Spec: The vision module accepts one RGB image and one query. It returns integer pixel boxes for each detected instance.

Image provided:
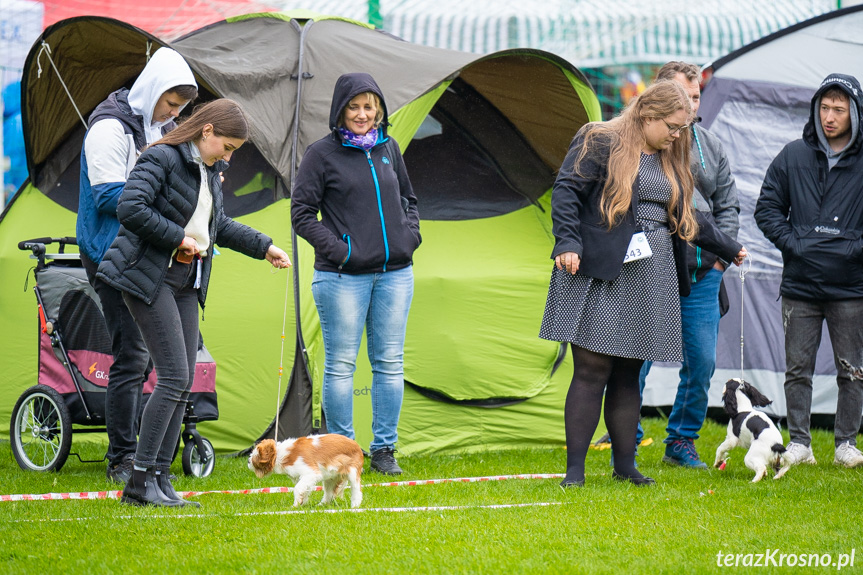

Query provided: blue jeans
[124,261,200,469]
[636,268,723,445]
[665,268,723,443]
[782,297,863,447]
[312,267,413,452]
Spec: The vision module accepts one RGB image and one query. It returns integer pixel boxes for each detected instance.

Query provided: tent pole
[288,18,319,433]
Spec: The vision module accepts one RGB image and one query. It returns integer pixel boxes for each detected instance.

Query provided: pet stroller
[10,237,217,477]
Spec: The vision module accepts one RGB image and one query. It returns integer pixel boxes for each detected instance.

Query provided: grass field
[1,417,861,574]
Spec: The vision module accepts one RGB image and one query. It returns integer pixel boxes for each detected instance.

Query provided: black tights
[563,345,645,483]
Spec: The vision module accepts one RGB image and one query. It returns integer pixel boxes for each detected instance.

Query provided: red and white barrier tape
[0,473,565,503]
[0,490,122,502]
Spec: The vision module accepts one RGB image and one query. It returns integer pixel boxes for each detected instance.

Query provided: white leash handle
[738,254,752,381]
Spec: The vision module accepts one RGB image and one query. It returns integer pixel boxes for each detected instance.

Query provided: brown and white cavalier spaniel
[248,434,364,508]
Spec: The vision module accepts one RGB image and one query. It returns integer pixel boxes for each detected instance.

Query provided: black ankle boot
[559,468,585,488]
[156,467,200,508]
[612,470,656,486]
[121,469,183,507]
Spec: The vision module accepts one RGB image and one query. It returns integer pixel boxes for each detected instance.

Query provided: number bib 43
[623,231,653,263]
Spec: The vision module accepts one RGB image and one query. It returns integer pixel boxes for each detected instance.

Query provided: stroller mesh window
[58,290,111,353]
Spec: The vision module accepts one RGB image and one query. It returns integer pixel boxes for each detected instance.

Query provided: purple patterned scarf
[339,127,378,150]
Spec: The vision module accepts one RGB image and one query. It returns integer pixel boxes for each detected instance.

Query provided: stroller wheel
[10,385,72,472]
[182,437,215,478]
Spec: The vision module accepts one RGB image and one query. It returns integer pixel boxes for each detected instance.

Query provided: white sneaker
[834,442,863,468]
[785,442,817,465]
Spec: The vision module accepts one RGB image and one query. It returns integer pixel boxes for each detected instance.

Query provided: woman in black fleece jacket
[291,73,420,475]
[99,99,291,507]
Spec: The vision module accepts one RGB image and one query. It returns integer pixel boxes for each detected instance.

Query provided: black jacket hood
[803,73,863,154]
[328,73,388,137]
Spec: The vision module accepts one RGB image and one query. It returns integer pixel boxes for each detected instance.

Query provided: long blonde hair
[574,80,697,241]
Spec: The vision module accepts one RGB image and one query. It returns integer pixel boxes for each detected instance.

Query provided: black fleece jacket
[290,73,421,274]
[755,73,863,300]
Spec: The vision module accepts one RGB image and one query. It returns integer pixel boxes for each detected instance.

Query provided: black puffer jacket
[97,142,273,307]
[755,73,863,300]
[291,73,420,274]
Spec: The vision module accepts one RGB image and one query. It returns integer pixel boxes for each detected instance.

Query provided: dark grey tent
[1,13,601,454]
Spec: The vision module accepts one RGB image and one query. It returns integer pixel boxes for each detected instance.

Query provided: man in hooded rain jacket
[755,73,863,469]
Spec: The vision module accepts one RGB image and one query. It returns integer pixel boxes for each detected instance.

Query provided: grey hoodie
[814,93,859,170]
[686,123,740,280]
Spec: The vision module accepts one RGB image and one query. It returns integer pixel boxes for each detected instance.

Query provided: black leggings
[563,344,645,483]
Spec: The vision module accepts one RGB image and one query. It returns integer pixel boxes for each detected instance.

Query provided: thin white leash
[738,254,752,381]
[273,267,291,442]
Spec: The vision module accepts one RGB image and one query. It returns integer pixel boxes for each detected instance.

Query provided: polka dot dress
[539,152,683,362]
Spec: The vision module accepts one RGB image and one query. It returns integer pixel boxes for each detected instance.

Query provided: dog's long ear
[723,381,738,416]
[743,381,773,408]
[257,439,277,469]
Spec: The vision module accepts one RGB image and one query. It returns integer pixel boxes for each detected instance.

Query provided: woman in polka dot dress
[540,81,747,488]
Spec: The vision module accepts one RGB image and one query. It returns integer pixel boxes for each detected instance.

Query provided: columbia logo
[814,225,840,235]
[382,156,390,164]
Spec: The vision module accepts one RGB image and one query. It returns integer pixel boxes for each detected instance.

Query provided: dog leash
[738,254,752,382]
[273,267,292,442]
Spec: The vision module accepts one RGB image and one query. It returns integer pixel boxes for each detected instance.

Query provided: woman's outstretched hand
[266,244,292,268]
[732,247,748,267]
[555,251,581,275]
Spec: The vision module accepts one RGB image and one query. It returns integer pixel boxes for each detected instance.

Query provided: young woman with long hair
[97,99,291,507]
[539,81,746,488]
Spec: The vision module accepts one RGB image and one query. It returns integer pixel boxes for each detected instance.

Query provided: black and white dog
[714,379,791,482]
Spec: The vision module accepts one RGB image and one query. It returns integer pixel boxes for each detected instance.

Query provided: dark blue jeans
[81,253,150,466]
[634,268,723,447]
[664,268,723,443]
[782,297,863,447]
[123,261,200,469]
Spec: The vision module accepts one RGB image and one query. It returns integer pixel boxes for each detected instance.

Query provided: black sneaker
[106,455,134,484]
[370,447,403,475]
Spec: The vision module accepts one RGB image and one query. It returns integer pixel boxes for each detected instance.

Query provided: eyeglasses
[662,119,690,136]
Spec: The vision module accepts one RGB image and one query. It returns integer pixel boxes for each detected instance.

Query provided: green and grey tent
[0,13,600,454]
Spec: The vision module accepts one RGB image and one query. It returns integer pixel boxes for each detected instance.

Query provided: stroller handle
[18,237,77,252]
